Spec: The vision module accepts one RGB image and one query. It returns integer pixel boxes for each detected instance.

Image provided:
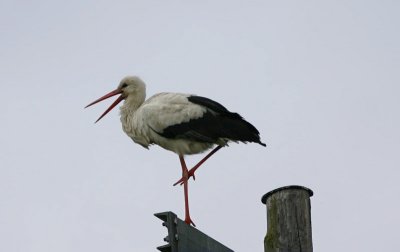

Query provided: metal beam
[155,211,234,252]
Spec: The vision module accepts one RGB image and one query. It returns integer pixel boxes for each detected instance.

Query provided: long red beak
[85,89,124,123]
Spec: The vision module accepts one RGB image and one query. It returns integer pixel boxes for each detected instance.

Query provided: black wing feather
[157,95,266,146]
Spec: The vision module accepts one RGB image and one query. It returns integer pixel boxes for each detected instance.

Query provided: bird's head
[85,76,146,123]
[117,76,146,97]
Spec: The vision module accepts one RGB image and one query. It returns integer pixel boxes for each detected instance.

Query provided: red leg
[174,145,223,186]
[179,155,196,226]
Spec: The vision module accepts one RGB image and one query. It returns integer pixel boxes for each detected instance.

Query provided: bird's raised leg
[179,155,196,226]
[174,145,223,186]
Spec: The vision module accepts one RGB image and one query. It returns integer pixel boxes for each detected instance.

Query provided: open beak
[85,89,124,123]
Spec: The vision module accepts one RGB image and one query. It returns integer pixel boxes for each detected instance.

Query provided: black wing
[157,95,266,146]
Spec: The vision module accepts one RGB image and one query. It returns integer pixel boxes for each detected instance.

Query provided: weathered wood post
[261,185,314,252]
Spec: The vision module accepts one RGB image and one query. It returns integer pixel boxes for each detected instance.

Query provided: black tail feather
[219,113,266,146]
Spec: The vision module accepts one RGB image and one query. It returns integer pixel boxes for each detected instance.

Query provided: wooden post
[261,185,314,252]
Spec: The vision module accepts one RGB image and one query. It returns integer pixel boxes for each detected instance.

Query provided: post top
[261,185,313,204]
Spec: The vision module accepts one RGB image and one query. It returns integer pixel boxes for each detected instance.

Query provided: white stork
[85,76,266,226]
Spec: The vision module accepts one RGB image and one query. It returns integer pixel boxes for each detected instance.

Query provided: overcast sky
[1,0,399,251]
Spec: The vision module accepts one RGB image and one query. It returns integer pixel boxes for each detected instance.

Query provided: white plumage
[86,76,265,226]
[121,91,215,155]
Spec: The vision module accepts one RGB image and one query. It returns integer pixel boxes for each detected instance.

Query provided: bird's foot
[173,169,196,186]
[185,216,196,227]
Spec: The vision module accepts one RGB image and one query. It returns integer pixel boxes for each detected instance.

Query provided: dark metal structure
[261,185,314,252]
[155,211,234,252]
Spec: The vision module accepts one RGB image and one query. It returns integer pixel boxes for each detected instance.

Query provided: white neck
[120,90,146,116]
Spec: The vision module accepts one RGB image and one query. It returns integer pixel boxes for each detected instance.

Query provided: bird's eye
[121,83,128,88]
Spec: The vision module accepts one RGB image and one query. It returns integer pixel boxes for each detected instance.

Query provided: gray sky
[1,0,399,251]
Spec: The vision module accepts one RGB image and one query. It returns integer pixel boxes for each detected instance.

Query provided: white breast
[120,93,214,155]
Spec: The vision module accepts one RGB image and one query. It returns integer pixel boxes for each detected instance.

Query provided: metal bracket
[155,211,234,252]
